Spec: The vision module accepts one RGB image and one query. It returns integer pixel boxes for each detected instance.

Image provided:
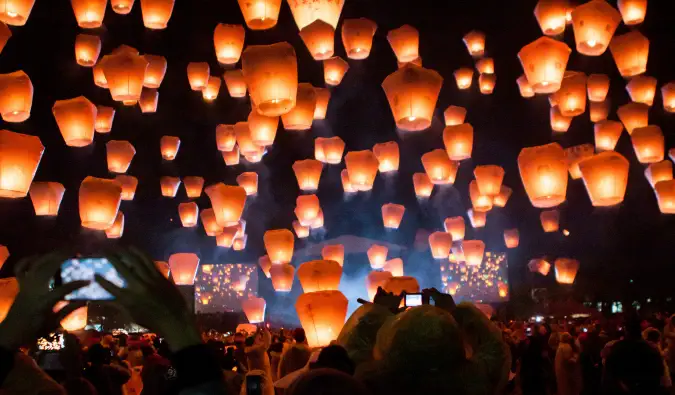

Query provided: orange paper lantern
[139,88,158,112]
[631,125,664,164]
[0,0,35,26]
[257,255,272,278]
[204,183,247,226]
[236,172,258,196]
[237,0,281,30]
[160,136,180,161]
[367,245,388,269]
[293,159,323,191]
[52,96,97,147]
[345,150,379,191]
[29,182,65,216]
[75,34,101,66]
[366,271,393,301]
[429,231,452,259]
[143,54,167,88]
[610,31,649,78]
[311,209,324,229]
[78,176,122,230]
[178,202,199,227]
[202,76,221,101]
[382,64,443,131]
[0,129,43,198]
[626,75,657,106]
[70,0,106,28]
[216,124,236,151]
[529,259,551,276]
[264,229,294,264]
[476,58,494,75]
[243,43,298,117]
[504,228,519,248]
[187,62,210,91]
[422,149,459,185]
[106,140,136,174]
[168,253,199,285]
[241,297,266,324]
[295,290,348,348]
[518,142,568,208]
[382,203,405,229]
[213,24,245,65]
[443,106,467,127]
[105,211,124,239]
[454,68,474,90]
[587,73,610,102]
[372,141,399,173]
[540,209,560,232]
[93,62,108,88]
[313,88,330,120]
[444,216,465,241]
[413,173,433,198]
[553,71,586,116]
[554,258,579,284]
[443,123,473,161]
[323,56,349,86]
[617,102,649,135]
[655,180,675,214]
[111,0,134,14]
[270,263,294,292]
[222,147,240,166]
[233,234,248,251]
[517,75,535,98]
[0,70,33,122]
[216,226,239,248]
[101,48,148,103]
[295,194,321,226]
[383,258,403,277]
[645,161,672,189]
[579,151,629,206]
[617,0,646,25]
[95,106,115,134]
[140,0,174,30]
[223,69,247,98]
[315,136,344,165]
[564,144,594,180]
[469,180,494,212]
[281,83,316,130]
[299,19,334,60]
[534,0,568,36]
[160,176,180,197]
[589,100,610,122]
[115,175,138,200]
[183,176,204,199]
[493,185,513,207]
[387,25,419,63]
[297,259,342,293]
[321,245,344,267]
[200,208,223,237]
[571,0,621,56]
[518,36,571,94]
[462,240,485,266]
[382,276,419,296]
[479,73,496,95]
[468,209,486,228]
[341,18,376,60]
[594,120,623,152]
[474,165,505,197]
[661,82,675,113]
[463,30,485,57]
[292,220,310,238]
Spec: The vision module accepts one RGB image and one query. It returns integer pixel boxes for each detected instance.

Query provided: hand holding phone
[404,293,423,307]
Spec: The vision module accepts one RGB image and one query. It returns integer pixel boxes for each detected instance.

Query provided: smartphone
[405,293,423,307]
[246,375,262,395]
[57,257,126,300]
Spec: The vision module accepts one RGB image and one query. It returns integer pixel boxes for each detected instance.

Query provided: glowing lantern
[101,47,148,104]
[105,211,124,239]
[0,0,35,25]
[29,182,65,216]
[315,137,344,165]
[0,130,43,198]
[462,240,485,266]
[241,297,266,324]
[655,180,675,214]
[527,259,551,276]
[571,0,621,56]
[321,245,344,267]
[381,64,442,132]
[366,271,393,302]
[518,37,571,94]
[443,106,467,127]
[479,73,496,95]
[617,0,646,25]
[138,88,158,112]
[552,72,586,116]
[281,83,316,130]
[292,220,310,239]
[454,68,473,90]
[78,177,122,230]
[383,276,419,296]
[444,216,465,241]
[70,0,106,28]
[463,30,485,57]
[54,302,88,331]
[311,209,324,229]
[443,123,473,161]
[540,209,560,232]
[74,34,101,67]
[535,0,568,36]
[258,255,272,278]
[345,150,378,191]
[204,183,247,226]
[493,185,512,207]
[243,43,298,117]
[222,148,240,166]
[476,58,494,75]
[518,143,568,208]
[565,144,595,180]
[199,208,222,237]
[587,73,610,102]
[297,260,342,293]
[0,71,33,122]
[554,258,579,284]
[233,234,247,251]
[422,149,458,185]
[214,126,235,153]
[187,62,210,91]
[631,125,664,164]
[579,151,629,206]
[0,22,10,54]
[504,229,519,248]
[233,172,257,196]
[380,203,405,230]
[94,106,114,134]
[140,0,174,29]
[517,75,535,98]
[115,175,137,200]
[111,0,134,14]
[237,0,280,30]
[263,229,294,264]
[413,173,433,198]
[158,136,179,161]
[216,226,238,248]
[428,231,452,259]
[387,25,419,63]
[397,57,422,69]
[183,176,204,198]
[106,140,135,174]
[645,161,672,189]
[0,247,9,270]
[270,263,294,292]
[93,62,107,88]
[339,169,354,193]
[296,290,347,348]
[589,100,609,122]
[341,18,376,59]
[468,209,486,228]
[372,142,399,173]
[610,31,649,78]
[383,258,403,277]
[292,159,322,192]
[51,96,96,147]
[223,70,247,98]
[168,253,199,286]
[617,102,649,135]
[323,56,349,86]
[213,24,245,65]
[626,75,656,106]
[295,194,320,226]
[160,176,180,197]
[593,121,622,153]
[313,88,331,120]
[202,77,221,101]
[474,165,505,197]
[468,180,493,213]
[662,83,675,113]
[141,55,167,89]
[298,19,334,61]
[178,202,199,227]
[367,245,388,269]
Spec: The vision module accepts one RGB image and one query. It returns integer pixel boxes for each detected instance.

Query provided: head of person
[88,343,112,366]
[310,345,355,375]
[141,344,156,358]
[293,328,306,344]
[100,334,115,348]
[560,332,573,344]
[287,368,370,395]
[245,336,256,347]
[643,328,661,345]
[537,324,549,337]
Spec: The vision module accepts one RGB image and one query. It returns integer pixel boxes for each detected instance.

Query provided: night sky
[1,0,675,306]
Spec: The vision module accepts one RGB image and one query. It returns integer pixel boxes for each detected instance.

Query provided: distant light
[563,229,570,236]
[629,279,634,283]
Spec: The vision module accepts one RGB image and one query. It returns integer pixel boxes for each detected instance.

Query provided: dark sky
[1,0,674,303]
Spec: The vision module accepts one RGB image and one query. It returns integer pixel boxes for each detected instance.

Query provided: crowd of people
[0,248,674,395]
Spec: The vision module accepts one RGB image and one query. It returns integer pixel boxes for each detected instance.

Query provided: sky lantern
[237,0,280,30]
[534,0,568,36]
[0,0,35,25]
[443,106,467,127]
[617,0,646,25]
[216,226,238,248]
[310,89,330,121]
[178,202,199,227]
[213,24,245,65]
[341,18,376,59]
[222,148,240,166]
[295,194,321,226]
[292,220,310,238]
[422,149,459,185]
[78,176,122,230]
[204,183,247,226]
[286,0,343,30]
[92,61,109,88]
[478,73,496,94]
[429,231,452,259]
[54,302,88,331]
[462,240,485,266]
[453,68,473,90]
[476,58,494,75]
[297,259,342,293]
[517,75,535,98]
[202,76,221,101]
[504,229,519,248]
[52,96,97,147]
[443,123,473,161]
[345,150,378,191]
[382,203,405,229]
[75,34,101,67]
[387,24,419,63]
[528,259,551,276]
[94,106,115,134]
[631,125,664,164]
[160,136,180,161]
[270,263,294,292]
[662,83,675,113]
[281,83,316,130]
[168,253,199,286]
[373,141,399,173]
[0,277,17,322]
[340,169,355,193]
[323,56,349,86]
[29,182,65,216]
[183,176,204,198]
[233,234,248,251]
[655,180,675,214]
[626,75,657,106]
[106,140,135,174]
[571,0,621,56]
[366,271,393,302]
[111,0,134,14]
[115,175,138,200]
[610,31,649,78]
[139,88,158,112]
[367,245,388,269]
[257,255,272,279]
[140,0,174,29]
[555,258,579,284]
[187,62,210,91]
[645,161,672,189]
[0,71,33,122]
[587,73,610,102]
[382,258,403,277]
[518,142,568,208]
[70,0,107,28]
[321,244,345,267]
[493,185,512,207]
[469,180,493,212]
[413,173,433,198]
[498,282,509,298]
[236,172,258,196]
[216,124,236,151]
[241,297,266,324]
[299,19,335,60]
[143,55,167,89]
[224,70,247,98]
[468,209,486,228]
[311,209,324,229]
[553,72,586,116]
[617,102,649,135]
[382,276,419,296]
[234,122,257,156]
[444,216,465,241]
[0,22,10,53]
[264,229,294,264]
[315,136,344,165]
[463,30,485,57]
[589,100,609,123]
[381,64,442,132]
[293,159,323,192]
[474,165,505,197]
[540,209,560,232]
[101,50,148,104]
[105,211,125,239]
[296,290,347,348]
[243,43,298,117]
[579,151,629,206]
[518,37,571,94]
[565,144,595,179]
[160,176,180,197]
[0,130,43,198]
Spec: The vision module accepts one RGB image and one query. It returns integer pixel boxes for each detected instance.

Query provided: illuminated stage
[194,263,258,313]
[440,251,509,303]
